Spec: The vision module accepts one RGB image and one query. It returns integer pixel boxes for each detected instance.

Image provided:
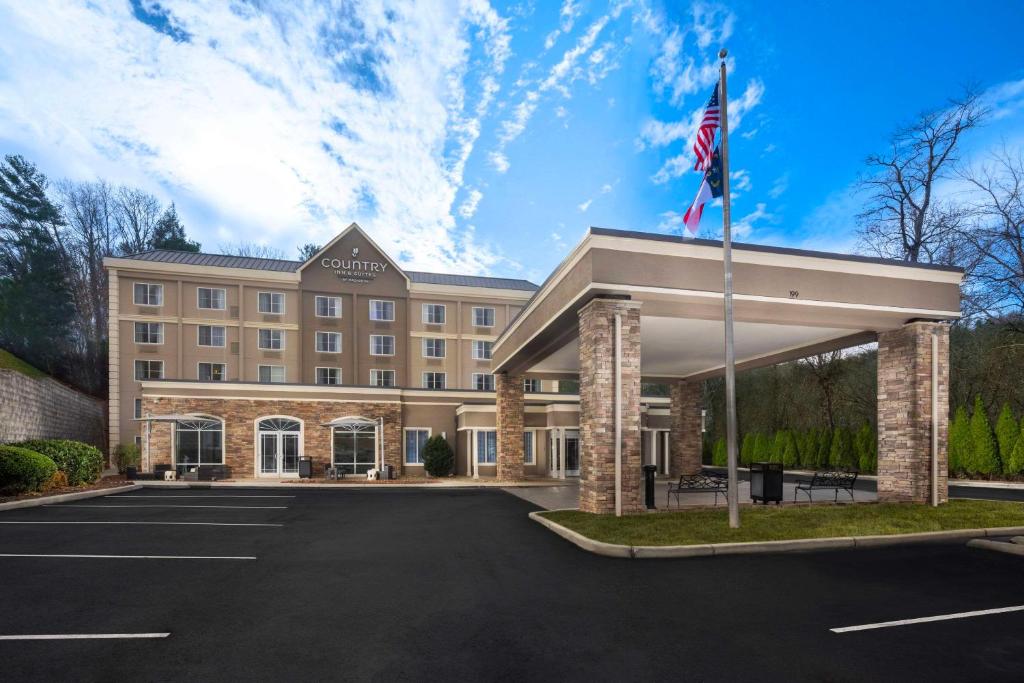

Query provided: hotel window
[472,307,495,327]
[316,331,342,353]
[133,282,163,306]
[476,430,497,464]
[472,373,494,391]
[370,369,396,387]
[316,367,342,385]
[258,329,284,350]
[370,334,395,356]
[197,325,226,347]
[315,295,342,318]
[423,338,445,358]
[134,359,163,381]
[258,365,286,383]
[174,417,223,470]
[523,378,542,393]
[258,291,285,314]
[471,340,493,360]
[134,398,142,419]
[405,428,430,465]
[198,362,226,382]
[197,287,226,310]
[369,299,395,321]
[134,321,163,344]
[422,304,446,324]
[523,431,535,465]
[422,372,446,390]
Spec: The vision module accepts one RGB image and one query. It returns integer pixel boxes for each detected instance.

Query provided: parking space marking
[58,504,287,509]
[0,553,256,560]
[0,633,170,641]
[831,605,1024,633]
[0,521,282,527]
[111,495,294,499]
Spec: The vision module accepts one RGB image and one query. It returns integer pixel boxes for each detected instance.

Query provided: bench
[794,469,858,502]
[667,473,729,507]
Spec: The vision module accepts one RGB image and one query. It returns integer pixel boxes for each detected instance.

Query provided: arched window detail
[174,415,224,470]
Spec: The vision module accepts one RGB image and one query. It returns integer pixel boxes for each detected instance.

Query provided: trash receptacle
[642,464,658,509]
[750,461,783,504]
[380,464,393,481]
[298,457,313,479]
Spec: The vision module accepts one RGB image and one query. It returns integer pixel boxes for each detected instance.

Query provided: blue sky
[1,1,1022,284]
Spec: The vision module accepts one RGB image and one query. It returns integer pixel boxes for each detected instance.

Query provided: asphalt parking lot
[4,487,1024,681]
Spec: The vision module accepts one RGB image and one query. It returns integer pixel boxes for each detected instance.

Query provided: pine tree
[948,406,971,475]
[771,431,788,463]
[297,243,322,261]
[801,430,818,468]
[1006,417,1024,476]
[740,433,756,466]
[712,437,727,467]
[970,395,1000,475]
[816,429,833,469]
[151,203,200,252]
[855,422,876,473]
[754,433,771,463]
[829,427,853,468]
[782,431,798,467]
[995,403,1019,468]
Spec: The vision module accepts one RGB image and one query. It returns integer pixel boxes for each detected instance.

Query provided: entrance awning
[134,413,220,426]
[320,416,378,428]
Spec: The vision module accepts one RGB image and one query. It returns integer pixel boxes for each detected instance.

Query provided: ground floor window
[405,428,430,465]
[175,418,223,471]
[476,430,497,464]
[523,431,534,464]
[333,422,377,474]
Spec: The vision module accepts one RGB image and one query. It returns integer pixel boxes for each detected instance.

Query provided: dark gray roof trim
[405,271,537,291]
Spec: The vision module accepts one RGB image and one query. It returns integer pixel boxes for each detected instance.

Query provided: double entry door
[258,419,301,477]
[549,429,580,477]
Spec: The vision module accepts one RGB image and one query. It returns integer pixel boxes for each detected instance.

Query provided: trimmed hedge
[16,439,103,485]
[0,445,58,494]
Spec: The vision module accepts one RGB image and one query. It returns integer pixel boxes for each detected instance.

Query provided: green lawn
[542,500,1024,546]
[0,349,46,379]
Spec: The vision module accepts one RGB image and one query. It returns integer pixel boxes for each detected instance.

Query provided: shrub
[781,431,798,468]
[815,429,833,469]
[739,433,756,466]
[995,403,1019,467]
[854,422,877,474]
[969,396,1000,475]
[948,406,971,475]
[17,439,103,485]
[771,431,788,463]
[422,435,454,477]
[829,427,853,468]
[1006,417,1024,476]
[799,430,818,469]
[40,470,69,492]
[115,443,141,474]
[711,437,727,466]
[753,433,771,463]
[0,445,58,494]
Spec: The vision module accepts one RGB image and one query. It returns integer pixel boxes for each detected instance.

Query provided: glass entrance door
[258,418,302,477]
[565,430,580,476]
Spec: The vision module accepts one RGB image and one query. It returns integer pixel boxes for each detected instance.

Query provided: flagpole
[718,48,740,529]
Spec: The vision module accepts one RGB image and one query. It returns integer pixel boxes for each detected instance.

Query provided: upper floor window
[198,362,226,382]
[197,325,226,348]
[258,329,284,350]
[472,307,495,327]
[523,378,542,393]
[370,369,396,387]
[422,304,446,325]
[316,331,342,353]
[134,359,163,381]
[258,291,285,314]
[316,367,342,385]
[423,338,445,359]
[422,372,446,390]
[133,283,163,307]
[471,340,493,360]
[258,365,286,383]
[472,373,495,391]
[315,295,342,318]
[370,335,395,356]
[197,287,226,310]
[369,299,395,321]
[134,322,163,344]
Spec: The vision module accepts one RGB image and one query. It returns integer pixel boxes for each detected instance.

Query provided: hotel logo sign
[321,247,389,284]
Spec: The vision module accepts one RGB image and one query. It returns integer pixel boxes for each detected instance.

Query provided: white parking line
[0,521,281,527]
[831,605,1024,633]
[0,553,256,560]
[58,505,287,509]
[0,633,169,641]
[111,495,294,499]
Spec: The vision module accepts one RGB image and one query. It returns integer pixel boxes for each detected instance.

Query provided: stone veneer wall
[877,321,949,503]
[578,298,643,515]
[142,397,402,478]
[669,379,702,476]
[495,371,525,481]
[0,369,105,450]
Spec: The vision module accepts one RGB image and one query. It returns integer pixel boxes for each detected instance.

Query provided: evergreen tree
[948,406,971,475]
[855,422,876,473]
[297,242,322,261]
[995,403,1019,467]
[969,395,1000,475]
[801,430,818,468]
[815,429,833,468]
[1006,417,1024,476]
[151,203,200,252]
[740,433,755,467]
[781,431,798,467]
[712,437,727,467]
[829,427,853,468]
[753,433,771,463]
[771,431,788,463]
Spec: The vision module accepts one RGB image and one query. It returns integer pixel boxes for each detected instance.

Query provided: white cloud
[768,173,789,199]
[647,3,736,108]
[730,168,751,193]
[601,182,613,193]
[488,150,510,173]
[458,188,483,219]
[732,202,772,240]
[554,105,568,118]
[578,198,593,211]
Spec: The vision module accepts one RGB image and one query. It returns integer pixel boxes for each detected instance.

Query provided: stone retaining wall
[0,369,106,451]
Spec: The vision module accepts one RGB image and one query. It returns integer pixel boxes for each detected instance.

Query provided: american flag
[692,82,721,171]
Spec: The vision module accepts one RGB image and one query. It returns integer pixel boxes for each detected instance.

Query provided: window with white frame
[134,398,142,419]
[472,373,494,391]
[370,334,395,356]
[198,362,226,381]
[197,287,226,310]
[258,329,284,350]
[315,295,341,318]
[471,340,493,360]
[423,338,445,358]
[422,304,445,324]
[369,299,394,321]
[472,306,495,327]
[405,428,430,465]
[258,291,285,314]
[258,365,286,383]
[523,431,535,464]
[316,331,341,353]
[134,321,163,344]
[134,359,163,380]
[422,372,446,389]
[476,430,497,463]
[133,282,163,306]
[370,369,395,387]
[523,378,542,393]
[174,417,223,470]
[197,325,226,347]
[316,367,341,385]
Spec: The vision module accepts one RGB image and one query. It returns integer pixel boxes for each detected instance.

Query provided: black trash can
[750,461,783,504]
[298,457,313,479]
[642,464,658,509]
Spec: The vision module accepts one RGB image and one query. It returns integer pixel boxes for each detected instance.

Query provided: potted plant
[116,443,141,480]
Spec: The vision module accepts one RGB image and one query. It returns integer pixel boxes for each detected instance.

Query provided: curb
[135,480,560,490]
[0,483,141,512]
[967,538,1024,556]
[950,479,1024,490]
[530,514,1024,559]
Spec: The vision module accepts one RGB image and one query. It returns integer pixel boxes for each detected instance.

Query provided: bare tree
[219,242,287,260]
[802,351,844,429]
[858,89,987,264]
[114,186,161,254]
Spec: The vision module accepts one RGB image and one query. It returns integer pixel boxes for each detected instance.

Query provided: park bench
[666,473,729,507]
[793,469,858,502]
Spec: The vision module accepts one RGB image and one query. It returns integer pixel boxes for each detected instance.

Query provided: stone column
[877,321,950,503]
[495,371,525,481]
[670,379,703,476]
[578,298,643,515]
